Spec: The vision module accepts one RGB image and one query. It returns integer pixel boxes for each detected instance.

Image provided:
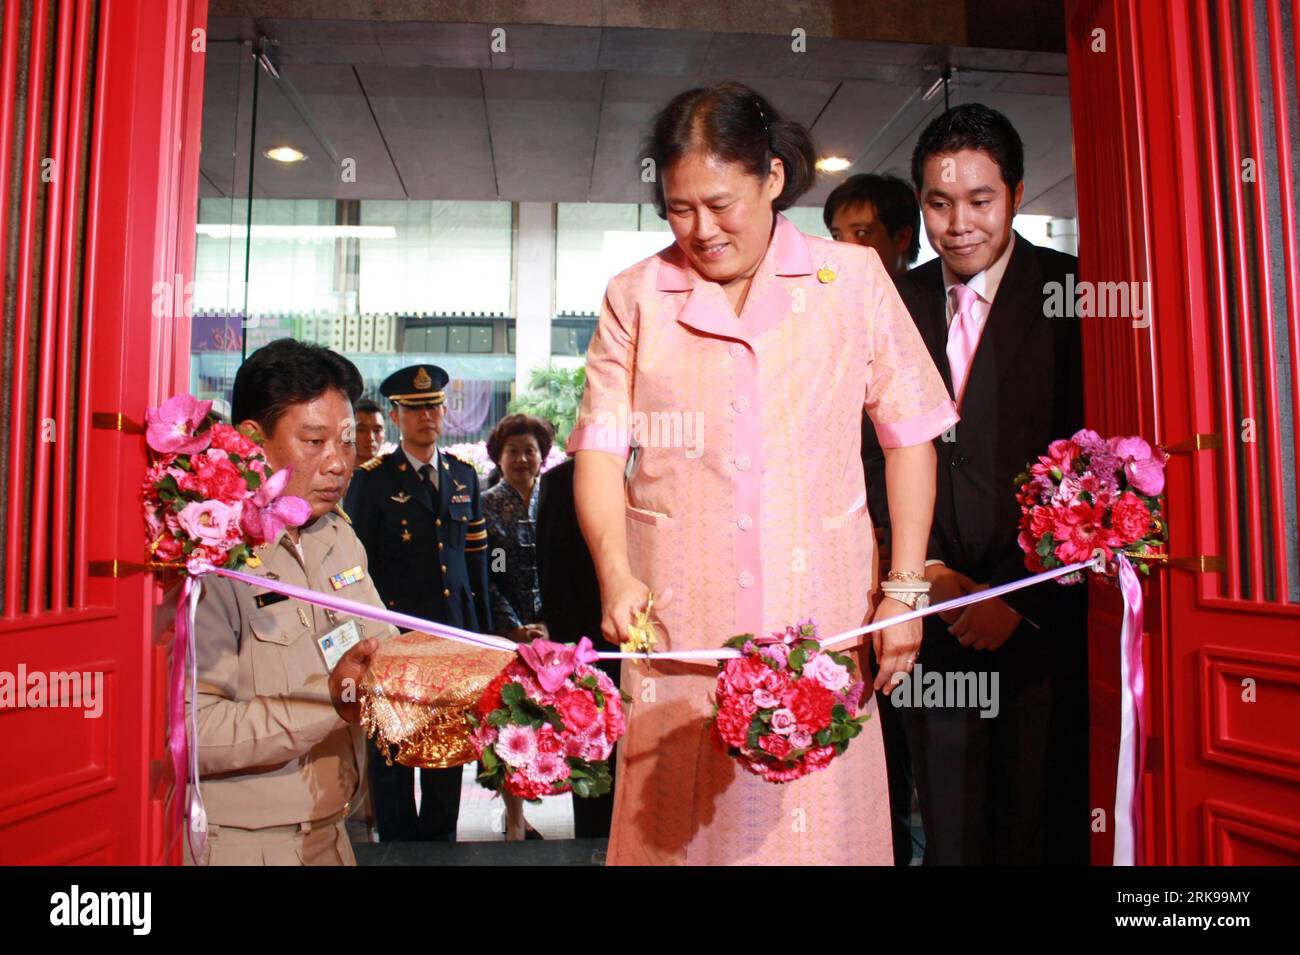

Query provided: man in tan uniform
[185,339,393,866]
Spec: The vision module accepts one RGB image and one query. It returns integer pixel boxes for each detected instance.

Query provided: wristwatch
[882,589,930,611]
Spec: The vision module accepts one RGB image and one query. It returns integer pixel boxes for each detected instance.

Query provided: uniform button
[738,571,754,588]
[435,518,442,527]
[387,600,395,607]
[729,343,744,359]
[737,514,753,531]
[443,588,451,598]
[733,396,749,413]
[438,542,444,550]
[401,519,408,525]
[735,454,751,471]
[441,565,447,573]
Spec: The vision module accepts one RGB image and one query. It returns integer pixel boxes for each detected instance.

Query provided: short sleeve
[567,277,635,458]
[863,256,959,447]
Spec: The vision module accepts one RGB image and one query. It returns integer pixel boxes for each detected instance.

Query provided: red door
[0,0,207,865]
[1068,0,1300,864]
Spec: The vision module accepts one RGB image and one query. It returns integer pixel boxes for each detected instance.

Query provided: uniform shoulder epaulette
[358,455,383,472]
[441,449,472,467]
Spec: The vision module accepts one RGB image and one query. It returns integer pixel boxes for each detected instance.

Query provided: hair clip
[753,97,770,132]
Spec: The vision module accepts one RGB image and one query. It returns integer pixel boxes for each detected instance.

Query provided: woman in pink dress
[570,82,958,865]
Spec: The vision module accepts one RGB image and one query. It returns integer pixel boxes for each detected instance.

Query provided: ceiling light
[264,146,306,163]
[816,156,851,173]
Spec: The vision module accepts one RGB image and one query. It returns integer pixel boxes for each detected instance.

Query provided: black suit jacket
[865,233,1086,656]
[536,457,603,646]
[344,448,492,632]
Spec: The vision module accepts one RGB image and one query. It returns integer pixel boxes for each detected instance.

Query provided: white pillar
[1045,217,1079,257]
[514,202,555,399]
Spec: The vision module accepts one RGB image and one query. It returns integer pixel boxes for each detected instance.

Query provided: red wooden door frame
[1069,0,1300,865]
[0,0,207,865]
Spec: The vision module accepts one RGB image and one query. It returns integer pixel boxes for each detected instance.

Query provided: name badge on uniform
[317,619,361,671]
[329,565,365,590]
[254,591,289,608]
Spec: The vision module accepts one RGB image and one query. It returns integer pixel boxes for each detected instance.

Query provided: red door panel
[1068,0,1300,864]
[0,0,207,865]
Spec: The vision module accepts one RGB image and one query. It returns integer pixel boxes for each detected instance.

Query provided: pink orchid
[239,467,312,543]
[145,393,213,455]
[1108,435,1166,496]
[518,636,600,693]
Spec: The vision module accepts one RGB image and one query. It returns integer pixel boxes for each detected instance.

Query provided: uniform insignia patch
[329,565,365,590]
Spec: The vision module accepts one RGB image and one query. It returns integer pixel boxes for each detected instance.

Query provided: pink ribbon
[193,562,519,653]
[193,558,1102,664]
[1112,555,1146,865]
[178,554,1145,863]
[169,577,208,863]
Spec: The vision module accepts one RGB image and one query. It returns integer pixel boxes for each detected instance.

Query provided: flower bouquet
[712,621,869,784]
[468,637,629,800]
[142,393,311,571]
[1015,429,1168,583]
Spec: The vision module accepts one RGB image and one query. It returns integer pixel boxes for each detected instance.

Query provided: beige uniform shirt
[189,509,395,830]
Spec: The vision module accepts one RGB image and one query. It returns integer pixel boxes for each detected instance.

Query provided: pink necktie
[946,283,981,408]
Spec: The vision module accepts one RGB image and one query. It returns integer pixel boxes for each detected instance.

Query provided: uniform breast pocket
[247,602,317,696]
[446,509,469,548]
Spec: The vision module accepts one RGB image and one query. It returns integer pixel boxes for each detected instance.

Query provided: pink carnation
[1110,491,1152,543]
[759,733,792,759]
[525,750,570,785]
[495,723,538,768]
[1052,501,1124,564]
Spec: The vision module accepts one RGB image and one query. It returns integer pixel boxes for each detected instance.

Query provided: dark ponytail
[643,81,817,217]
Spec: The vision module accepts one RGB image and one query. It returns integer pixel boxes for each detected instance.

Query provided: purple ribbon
[1112,554,1146,865]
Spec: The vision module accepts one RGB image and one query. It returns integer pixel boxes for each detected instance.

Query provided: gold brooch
[816,264,836,283]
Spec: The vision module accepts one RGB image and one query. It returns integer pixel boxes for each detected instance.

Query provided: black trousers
[367,747,462,842]
[869,645,917,865]
[573,656,622,839]
[897,617,1088,865]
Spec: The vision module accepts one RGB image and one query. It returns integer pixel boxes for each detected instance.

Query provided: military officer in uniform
[187,338,395,866]
[344,363,491,841]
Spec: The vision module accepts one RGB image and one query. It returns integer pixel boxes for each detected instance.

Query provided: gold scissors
[621,591,659,656]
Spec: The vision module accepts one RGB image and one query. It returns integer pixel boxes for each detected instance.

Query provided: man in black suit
[866,103,1087,864]
[344,364,492,841]
[535,456,618,839]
